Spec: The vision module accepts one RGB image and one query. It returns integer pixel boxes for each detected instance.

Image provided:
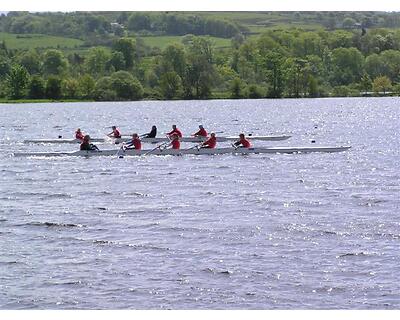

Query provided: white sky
[1,0,400,11]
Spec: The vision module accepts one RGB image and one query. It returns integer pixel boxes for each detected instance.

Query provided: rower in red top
[124,133,141,150]
[200,132,217,149]
[166,125,182,138]
[75,128,85,141]
[169,134,180,150]
[233,133,252,148]
[107,126,122,139]
[192,125,207,137]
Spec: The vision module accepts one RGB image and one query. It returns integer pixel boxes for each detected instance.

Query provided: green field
[141,35,232,49]
[0,32,84,50]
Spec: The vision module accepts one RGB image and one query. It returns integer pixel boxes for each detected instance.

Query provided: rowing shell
[13,146,351,157]
[23,135,292,144]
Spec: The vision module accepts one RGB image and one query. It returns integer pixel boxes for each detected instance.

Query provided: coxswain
[107,126,122,138]
[192,125,208,137]
[166,125,182,138]
[142,125,157,138]
[169,134,180,150]
[124,133,142,150]
[233,133,252,148]
[200,132,217,149]
[80,135,100,151]
[75,128,85,141]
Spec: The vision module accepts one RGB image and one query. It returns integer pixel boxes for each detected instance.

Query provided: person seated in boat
[168,134,180,150]
[80,135,100,151]
[124,133,142,150]
[75,128,85,141]
[107,126,122,139]
[200,132,217,149]
[141,125,157,138]
[166,125,182,138]
[233,133,252,148]
[192,125,208,137]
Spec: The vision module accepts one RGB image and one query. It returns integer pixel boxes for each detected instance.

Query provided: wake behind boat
[23,135,292,144]
[13,146,351,157]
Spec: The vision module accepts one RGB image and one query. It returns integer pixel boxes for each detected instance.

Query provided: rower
[169,134,180,150]
[141,125,157,138]
[80,135,100,151]
[107,126,122,138]
[192,125,207,137]
[200,132,217,149]
[233,133,252,148]
[75,128,85,141]
[166,125,182,138]
[124,133,141,150]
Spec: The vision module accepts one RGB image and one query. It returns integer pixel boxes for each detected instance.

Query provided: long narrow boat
[13,146,351,157]
[23,135,291,144]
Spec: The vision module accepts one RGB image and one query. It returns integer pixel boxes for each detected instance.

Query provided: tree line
[1,27,400,101]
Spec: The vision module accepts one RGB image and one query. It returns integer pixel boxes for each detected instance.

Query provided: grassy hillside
[141,35,232,49]
[0,32,84,50]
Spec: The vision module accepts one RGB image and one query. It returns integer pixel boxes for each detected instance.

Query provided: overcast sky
[1,0,400,12]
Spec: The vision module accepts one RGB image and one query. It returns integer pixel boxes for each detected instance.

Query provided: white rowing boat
[13,146,351,157]
[23,135,292,144]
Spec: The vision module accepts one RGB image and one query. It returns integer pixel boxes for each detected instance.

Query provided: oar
[115,144,125,158]
[143,141,170,156]
[184,143,203,151]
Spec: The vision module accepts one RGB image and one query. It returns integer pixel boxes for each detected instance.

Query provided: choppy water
[0,98,399,309]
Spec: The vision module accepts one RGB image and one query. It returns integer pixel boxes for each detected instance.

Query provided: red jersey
[239,138,251,148]
[171,139,180,149]
[113,129,121,138]
[167,128,182,138]
[194,128,207,137]
[203,136,216,148]
[75,132,84,140]
[127,138,141,150]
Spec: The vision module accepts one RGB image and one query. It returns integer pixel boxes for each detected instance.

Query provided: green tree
[62,78,79,98]
[6,64,29,99]
[42,49,68,76]
[84,47,110,78]
[18,51,41,75]
[45,76,62,99]
[161,43,186,78]
[184,37,216,99]
[330,47,364,85]
[159,71,183,99]
[360,73,372,93]
[93,76,116,101]
[229,77,245,99]
[110,71,144,100]
[262,51,285,98]
[0,56,11,79]
[108,51,126,72]
[372,75,392,95]
[78,74,95,99]
[28,75,45,99]
[247,84,264,99]
[112,38,137,70]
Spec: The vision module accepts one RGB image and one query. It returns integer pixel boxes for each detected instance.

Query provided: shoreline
[0,95,398,104]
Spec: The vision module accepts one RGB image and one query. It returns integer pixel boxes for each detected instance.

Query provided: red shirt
[113,129,121,138]
[127,138,141,150]
[239,138,251,148]
[167,128,182,138]
[75,132,84,140]
[194,128,207,137]
[171,139,180,149]
[203,136,216,148]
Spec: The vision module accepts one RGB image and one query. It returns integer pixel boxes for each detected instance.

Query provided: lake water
[0,98,399,309]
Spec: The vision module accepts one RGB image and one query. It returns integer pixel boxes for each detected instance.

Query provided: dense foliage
[1,11,400,101]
